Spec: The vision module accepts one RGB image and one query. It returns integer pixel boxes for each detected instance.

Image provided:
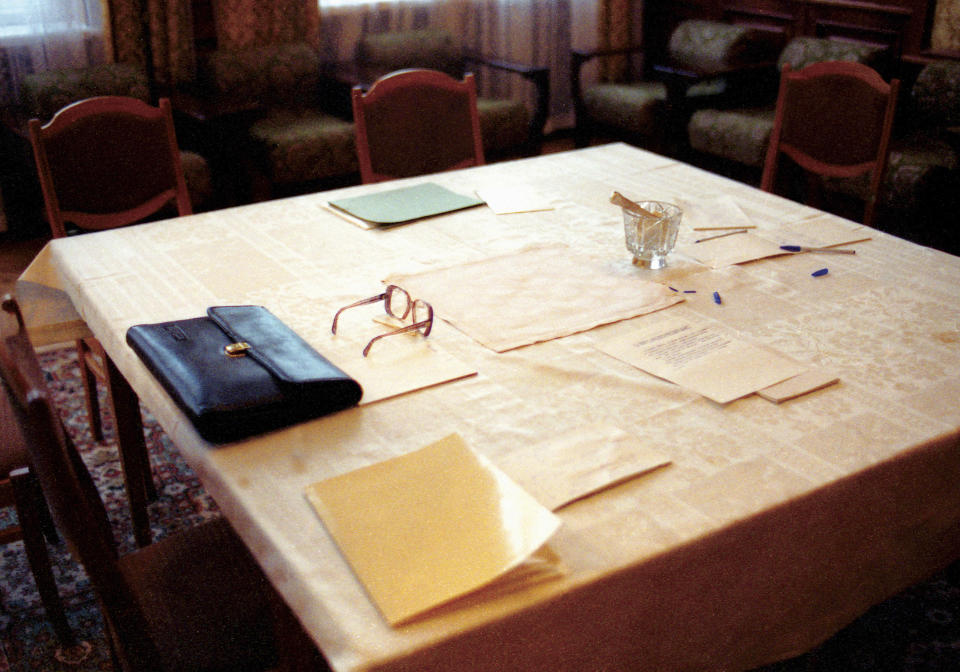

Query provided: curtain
[212,0,321,50]
[598,0,633,81]
[319,0,596,132]
[106,0,196,89]
[932,0,960,52]
[0,0,107,107]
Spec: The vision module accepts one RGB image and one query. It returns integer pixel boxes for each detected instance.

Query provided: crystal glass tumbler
[622,201,682,270]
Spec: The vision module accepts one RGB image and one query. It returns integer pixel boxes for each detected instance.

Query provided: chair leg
[86,338,157,506]
[104,355,153,548]
[10,467,76,648]
[75,340,104,442]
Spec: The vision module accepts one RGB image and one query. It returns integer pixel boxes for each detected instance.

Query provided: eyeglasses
[331,285,434,357]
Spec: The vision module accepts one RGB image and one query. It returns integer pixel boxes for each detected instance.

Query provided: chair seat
[688,107,775,167]
[581,82,667,137]
[120,517,277,671]
[477,97,530,156]
[249,110,357,184]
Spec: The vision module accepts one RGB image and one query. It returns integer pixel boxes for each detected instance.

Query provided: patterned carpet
[0,346,220,670]
[1,346,959,671]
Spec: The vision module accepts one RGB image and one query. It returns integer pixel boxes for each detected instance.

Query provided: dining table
[16,142,960,672]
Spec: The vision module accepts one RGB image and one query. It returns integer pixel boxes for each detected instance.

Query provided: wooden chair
[351,68,485,184]
[0,295,324,672]
[28,95,192,547]
[760,61,900,228]
[0,388,76,653]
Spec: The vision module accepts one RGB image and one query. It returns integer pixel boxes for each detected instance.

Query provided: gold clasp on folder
[224,341,251,357]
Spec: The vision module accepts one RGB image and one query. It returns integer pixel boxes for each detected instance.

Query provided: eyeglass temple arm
[331,293,388,334]
[362,321,431,357]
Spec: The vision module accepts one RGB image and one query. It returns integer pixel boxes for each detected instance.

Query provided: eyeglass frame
[331,285,434,357]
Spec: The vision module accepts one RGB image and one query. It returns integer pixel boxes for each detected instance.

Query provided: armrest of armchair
[652,59,779,110]
[571,45,647,123]
[463,52,550,142]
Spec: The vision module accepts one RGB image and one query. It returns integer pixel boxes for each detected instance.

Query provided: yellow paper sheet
[595,314,807,404]
[304,433,562,625]
[495,423,671,510]
[387,244,684,352]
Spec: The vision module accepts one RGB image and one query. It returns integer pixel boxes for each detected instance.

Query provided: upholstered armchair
[19,63,212,210]
[194,42,357,200]
[351,28,549,159]
[571,20,783,156]
[869,59,960,250]
[686,37,889,179]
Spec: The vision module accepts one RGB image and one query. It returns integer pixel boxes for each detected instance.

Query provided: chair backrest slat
[352,68,485,184]
[28,96,192,238]
[761,60,899,227]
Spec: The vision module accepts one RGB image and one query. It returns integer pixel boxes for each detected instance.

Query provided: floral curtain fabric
[106,0,196,87]
[213,0,321,50]
[933,0,960,52]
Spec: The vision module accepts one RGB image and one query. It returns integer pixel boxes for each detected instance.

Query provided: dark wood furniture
[352,69,485,183]
[0,295,323,672]
[760,60,900,226]
[27,96,195,548]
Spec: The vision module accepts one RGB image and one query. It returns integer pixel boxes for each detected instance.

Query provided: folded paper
[320,312,476,405]
[304,433,562,625]
[387,244,683,352]
[495,423,671,510]
[327,182,483,228]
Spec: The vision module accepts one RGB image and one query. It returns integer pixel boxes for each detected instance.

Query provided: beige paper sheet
[680,231,785,268]
[678,200,871,268]
[495,423,671,510]
[757,368,840,403]
[317,318,476,405]
[764,214,872,249]
[678,194,756,231]
[595,314,807,404]
[304,433,562,625]
[475,186,554,214]
[387,244,684,352]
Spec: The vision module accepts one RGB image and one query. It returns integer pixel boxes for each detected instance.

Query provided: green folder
[328,182,484,226]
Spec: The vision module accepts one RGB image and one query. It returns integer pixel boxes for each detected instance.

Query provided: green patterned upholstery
[577,20,776,149]
[872,60,960,244]
[911,59,960,127]
[202,42,323,110]
[355,29,463,77]
[355,29,532,157]
[20,64,211,209]
[249,110,356,184]
[775,37,886,72]
[21,64,149,122]
[202,42,357,189]
[668,20,777,74]
[688,37,887,168]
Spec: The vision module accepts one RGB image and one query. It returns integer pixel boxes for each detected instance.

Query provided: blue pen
[812,268,829,277]
[781,245,855,255]
[713,291,722,304]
